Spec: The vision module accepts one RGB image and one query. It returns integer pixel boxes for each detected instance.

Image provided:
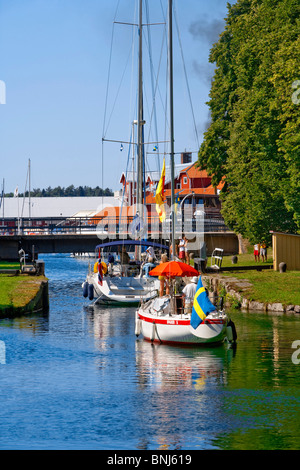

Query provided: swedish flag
[190,277,216,329]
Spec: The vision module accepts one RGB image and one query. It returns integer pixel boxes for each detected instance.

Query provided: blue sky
[0,0,230,194]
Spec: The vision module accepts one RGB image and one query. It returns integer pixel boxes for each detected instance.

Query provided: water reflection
[0,312,49,335]
[0,254,299,449]
[84,304,134,349]
[135,339,231,390]
[133,340,238,450]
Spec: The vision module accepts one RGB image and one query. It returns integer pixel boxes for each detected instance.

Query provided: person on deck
[120,246,130,276]
[107,253,115,276]
[182,276,198,314]
[142,246,156,278]
[159,253,169,296]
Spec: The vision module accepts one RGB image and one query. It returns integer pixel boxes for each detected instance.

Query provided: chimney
[181,152,192,164]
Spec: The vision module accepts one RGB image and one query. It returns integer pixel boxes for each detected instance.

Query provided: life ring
[94,261,107,274]
[101,261,107,275]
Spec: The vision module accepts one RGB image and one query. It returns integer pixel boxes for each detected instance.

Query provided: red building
[90,153,224,234]
[119,153,223,220]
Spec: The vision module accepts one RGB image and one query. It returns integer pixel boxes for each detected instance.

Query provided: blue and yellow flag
[190,277,216,329]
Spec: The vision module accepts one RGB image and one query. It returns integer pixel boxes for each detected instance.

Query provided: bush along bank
[0,276,49,318]
[203,274,300,314]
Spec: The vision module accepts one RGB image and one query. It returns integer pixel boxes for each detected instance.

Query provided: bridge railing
[0,215,230,236]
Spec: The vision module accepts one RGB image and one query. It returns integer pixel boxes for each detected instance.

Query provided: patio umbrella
[149,260,199,278]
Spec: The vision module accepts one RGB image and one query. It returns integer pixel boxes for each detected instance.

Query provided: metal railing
[0,215,231,236]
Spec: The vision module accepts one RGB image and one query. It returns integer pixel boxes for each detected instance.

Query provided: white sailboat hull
[85,272,159,305]
[135,297,228,345]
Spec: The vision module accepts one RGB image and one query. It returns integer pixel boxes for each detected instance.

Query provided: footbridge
[0,216,238,260]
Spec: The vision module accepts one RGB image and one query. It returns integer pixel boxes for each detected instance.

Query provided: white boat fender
[226,319,237,342]
[135,312,141,337]
[88,284,94,301]
[82,281,88,298]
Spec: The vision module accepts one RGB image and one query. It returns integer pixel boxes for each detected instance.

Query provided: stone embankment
[203,274,300,314]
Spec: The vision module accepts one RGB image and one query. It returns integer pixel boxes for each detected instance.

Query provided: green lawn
[221,253,273,268]
[219,255,300,305]
[0,261,20,270]
[0,274,46,310]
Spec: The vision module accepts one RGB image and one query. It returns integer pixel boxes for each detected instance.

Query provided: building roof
[1,196,117,218]
[120,162,192,185]
[91,204,136,221]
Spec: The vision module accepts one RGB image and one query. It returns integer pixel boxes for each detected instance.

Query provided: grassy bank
[218,254,300,306]
[221,253,273,268]
[0,261,20,270]
[0,273,48,315]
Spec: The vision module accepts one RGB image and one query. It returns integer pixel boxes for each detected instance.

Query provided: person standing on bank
[184,235,190,265]
[253,243,260,262]
[178,237,187,262]
[260,242,267,262]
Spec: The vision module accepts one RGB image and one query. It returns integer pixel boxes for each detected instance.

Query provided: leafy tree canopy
[198,0,300,243]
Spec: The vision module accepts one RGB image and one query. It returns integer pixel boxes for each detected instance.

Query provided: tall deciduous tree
[198,0,300,243]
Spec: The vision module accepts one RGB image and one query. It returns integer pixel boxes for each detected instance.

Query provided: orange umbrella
[149,260,199,278]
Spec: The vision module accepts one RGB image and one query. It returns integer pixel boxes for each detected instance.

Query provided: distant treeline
[5,185,114,198]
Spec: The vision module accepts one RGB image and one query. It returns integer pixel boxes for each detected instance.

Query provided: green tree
[5,185,114,197]
[198,0,300,243]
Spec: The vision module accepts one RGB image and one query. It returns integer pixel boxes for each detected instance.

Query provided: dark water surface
[0,254,299,450]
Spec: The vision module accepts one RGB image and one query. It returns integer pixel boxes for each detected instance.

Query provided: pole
[137,0,143,210]
[28,158,31,218]
[2,178,4,220]
[168,0,176,259]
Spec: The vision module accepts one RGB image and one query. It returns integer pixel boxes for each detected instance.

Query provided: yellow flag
[155,158,166,222]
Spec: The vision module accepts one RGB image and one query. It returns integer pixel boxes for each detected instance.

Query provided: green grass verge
[0,274,46,310]
[220,255,300,305]
[0,261,20,270]
[221,253,273,268]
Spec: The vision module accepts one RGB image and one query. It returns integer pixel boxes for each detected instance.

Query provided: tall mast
[28,158,31,218]
[137,0,144,211]
[168,0,175,259]
[2,178,4,219]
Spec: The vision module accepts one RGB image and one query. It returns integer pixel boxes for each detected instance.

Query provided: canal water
[0,253,299,450]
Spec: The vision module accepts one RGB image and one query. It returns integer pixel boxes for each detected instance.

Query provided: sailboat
[135,0,236,346]
[82,239,168,305]
[82,1,174,306]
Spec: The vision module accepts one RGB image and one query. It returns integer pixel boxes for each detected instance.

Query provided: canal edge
[203,274,300,314]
